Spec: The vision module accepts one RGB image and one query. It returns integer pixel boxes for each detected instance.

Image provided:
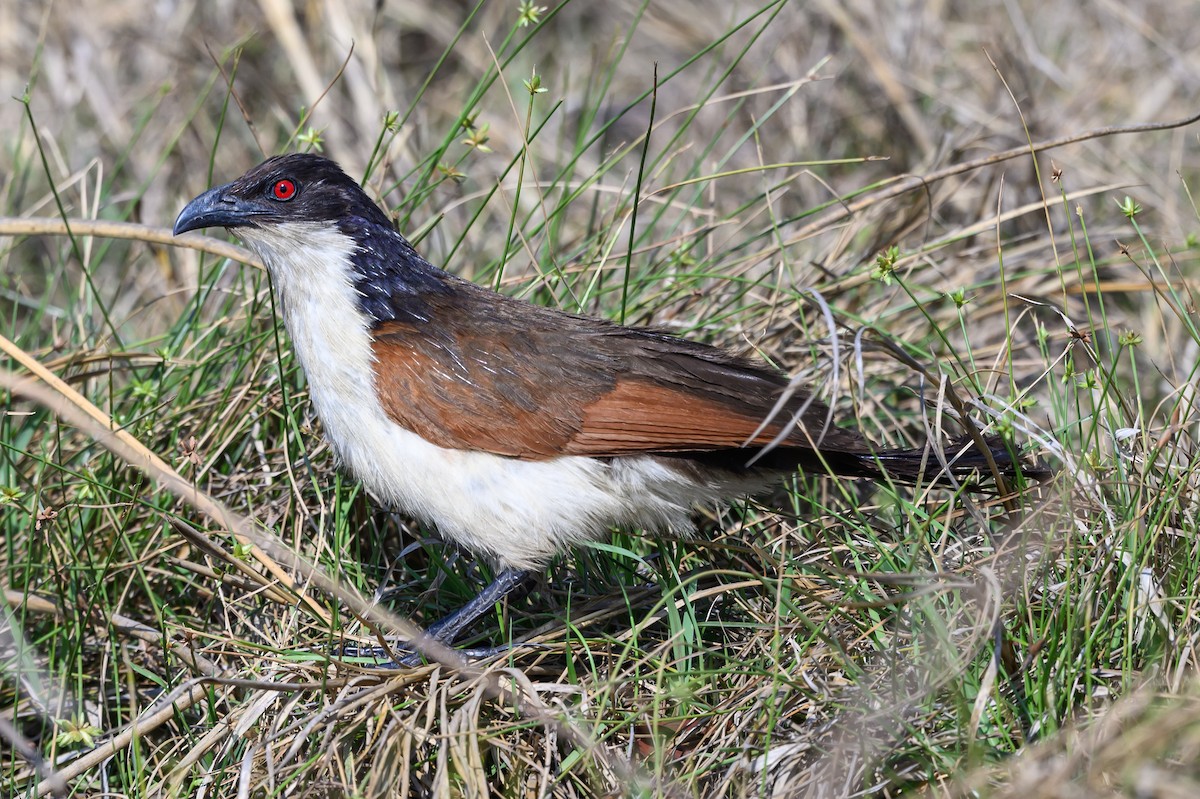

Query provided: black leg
[390,568,531,666]
[422,567,531,645]
[339,568,534,667]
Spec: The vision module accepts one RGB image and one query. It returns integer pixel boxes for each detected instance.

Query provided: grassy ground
[3,1,1200,796]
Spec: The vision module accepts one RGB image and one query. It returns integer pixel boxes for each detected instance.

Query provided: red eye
[271,179,297,201]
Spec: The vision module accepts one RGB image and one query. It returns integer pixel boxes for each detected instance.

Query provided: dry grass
[3,1,1200,796]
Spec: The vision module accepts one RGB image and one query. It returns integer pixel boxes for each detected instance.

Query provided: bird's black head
[173,153,393,236]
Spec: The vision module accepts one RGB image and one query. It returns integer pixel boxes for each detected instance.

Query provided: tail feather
[665,435,1045,487]
[852,435,1045,487]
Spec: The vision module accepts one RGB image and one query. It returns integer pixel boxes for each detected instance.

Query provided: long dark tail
[676,435,1044,487]
[840,435,1044,487]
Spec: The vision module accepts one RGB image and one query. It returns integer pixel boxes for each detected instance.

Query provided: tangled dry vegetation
[3,1,1200,796]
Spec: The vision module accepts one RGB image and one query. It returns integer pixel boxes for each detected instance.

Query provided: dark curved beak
[173,183,246,235]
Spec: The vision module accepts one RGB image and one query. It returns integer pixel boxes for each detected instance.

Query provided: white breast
[236,222,744,569]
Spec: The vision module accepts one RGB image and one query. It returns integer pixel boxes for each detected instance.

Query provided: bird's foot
[336,639,534,668]
[338,568,535,668]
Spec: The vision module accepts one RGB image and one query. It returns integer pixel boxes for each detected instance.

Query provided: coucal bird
[173,153,1024,654]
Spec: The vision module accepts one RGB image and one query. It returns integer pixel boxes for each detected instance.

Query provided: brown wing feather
[565,378,846,456]
[370,280,865,462]
[371,322,590,458]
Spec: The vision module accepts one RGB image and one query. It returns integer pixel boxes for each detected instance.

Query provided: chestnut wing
[369,286,863,461]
